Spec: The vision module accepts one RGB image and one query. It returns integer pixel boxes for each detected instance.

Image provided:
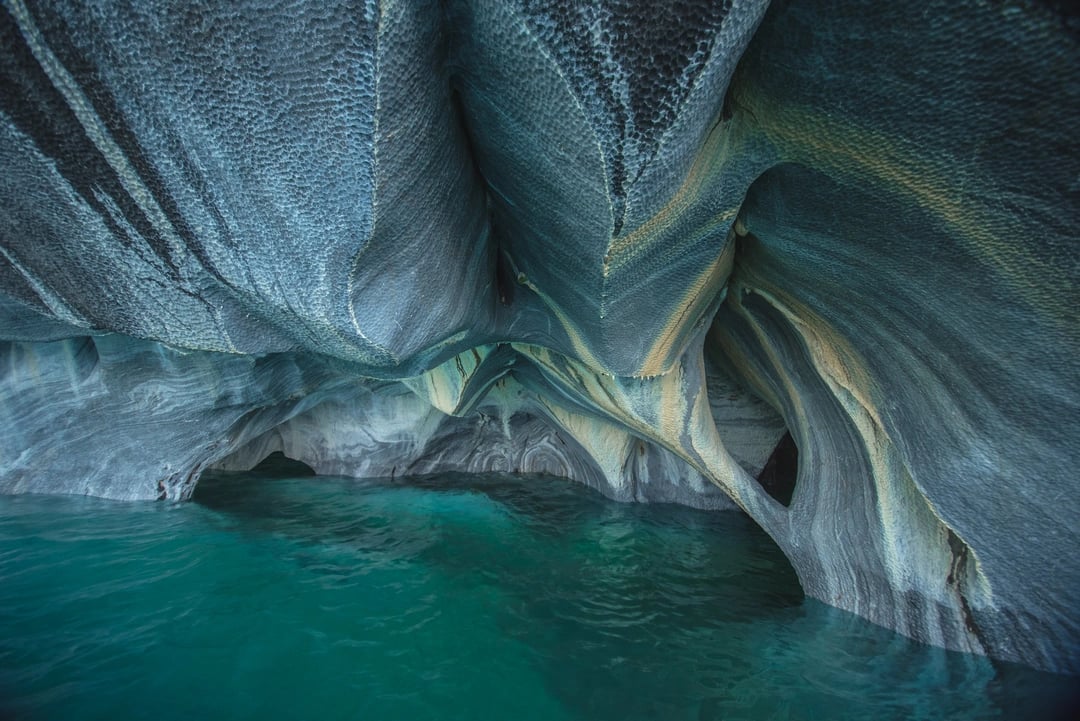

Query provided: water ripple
[0,473,1076,721]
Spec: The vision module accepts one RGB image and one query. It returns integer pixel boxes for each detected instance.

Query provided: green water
[0,469,1075,721]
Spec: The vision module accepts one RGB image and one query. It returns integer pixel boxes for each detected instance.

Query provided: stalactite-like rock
[0,0,1077,673]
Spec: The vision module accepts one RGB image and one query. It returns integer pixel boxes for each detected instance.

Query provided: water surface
[0,468,1075,720]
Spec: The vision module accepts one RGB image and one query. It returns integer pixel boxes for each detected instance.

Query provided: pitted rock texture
[0,0,1077,674]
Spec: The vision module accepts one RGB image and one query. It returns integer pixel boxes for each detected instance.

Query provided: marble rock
[0,0,1077,673]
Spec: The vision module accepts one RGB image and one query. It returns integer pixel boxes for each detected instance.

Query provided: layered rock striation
[1,0,1077,673]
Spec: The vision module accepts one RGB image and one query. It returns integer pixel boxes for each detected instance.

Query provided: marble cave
[0,0,1078,676]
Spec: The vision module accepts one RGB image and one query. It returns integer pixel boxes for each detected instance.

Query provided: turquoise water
[0,468,1075,721]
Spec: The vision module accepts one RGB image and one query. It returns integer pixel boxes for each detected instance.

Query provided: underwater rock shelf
[0,0,1077,674]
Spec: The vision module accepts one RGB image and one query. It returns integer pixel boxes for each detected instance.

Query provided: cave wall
[0,0,1077,673]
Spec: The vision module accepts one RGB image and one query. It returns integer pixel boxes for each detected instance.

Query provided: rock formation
[1,0,1077,673]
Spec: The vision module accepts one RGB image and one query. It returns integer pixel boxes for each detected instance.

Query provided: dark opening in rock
[756,431,798,507]
[251,451,316,477]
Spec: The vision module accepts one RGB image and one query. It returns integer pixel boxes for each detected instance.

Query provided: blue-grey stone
[0,0,1077,674]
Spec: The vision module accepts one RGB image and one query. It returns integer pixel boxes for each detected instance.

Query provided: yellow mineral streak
[511,276,606,371]
[533,396,635,484]
[513,341,767,521]
[402,345,495,416]
[635,235,736,377]
[602,110,742,273]
[598,116,745,377]
[735,266,883,431]
[735,85,1072,336]
[727,271,993,602]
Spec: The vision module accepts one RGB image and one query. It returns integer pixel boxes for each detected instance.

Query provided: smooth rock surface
[0,0,1077,673]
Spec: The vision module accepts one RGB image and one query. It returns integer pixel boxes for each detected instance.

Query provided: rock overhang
[0,0,1077,674]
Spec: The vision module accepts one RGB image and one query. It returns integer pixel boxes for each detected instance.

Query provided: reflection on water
[0,468,1076,721]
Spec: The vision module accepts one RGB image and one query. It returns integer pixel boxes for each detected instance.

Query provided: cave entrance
[193,452,316,510]
[755,431,798,507]
[249,451,317,477]
[703,310,800,509]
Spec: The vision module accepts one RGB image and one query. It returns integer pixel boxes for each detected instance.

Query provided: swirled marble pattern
[0,0,1077,673]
